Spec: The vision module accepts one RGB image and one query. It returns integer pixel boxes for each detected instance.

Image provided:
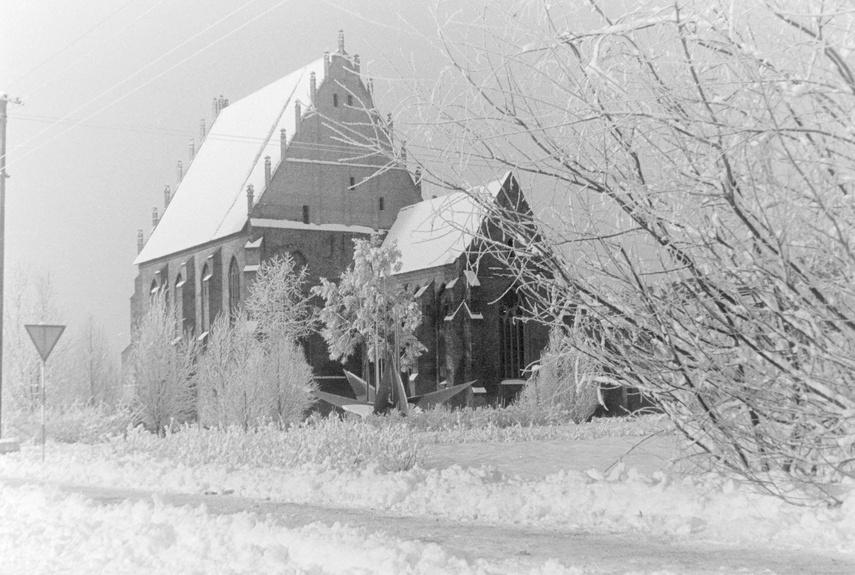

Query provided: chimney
[368,77,374,95]
[223,97,229,108]
[295,101,301,131]
[337,29,346,54]
[387,113,394,144]
[177,160,183,183]
[137,230,144,254]
[280,128,287,158]
[264,156,271,188]
[324,51,330,77]
[164,184,171,209]
[152,207,159,228]
[414,167,422,194]
[310,72,317,105]
[246,184,254,216]
[199,119,206,142]
[189,138,195,161]
[212,97,219,121]
[353,54,360,73]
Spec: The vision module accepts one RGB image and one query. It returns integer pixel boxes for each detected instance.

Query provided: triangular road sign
[25,324,66,362]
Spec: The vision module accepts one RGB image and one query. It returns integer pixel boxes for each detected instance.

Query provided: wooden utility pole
[0,94,22,440]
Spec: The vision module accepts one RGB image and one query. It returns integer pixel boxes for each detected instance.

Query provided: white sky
[0,0,442,359]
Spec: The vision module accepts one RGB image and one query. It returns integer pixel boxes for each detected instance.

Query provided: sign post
[25,324,65,461]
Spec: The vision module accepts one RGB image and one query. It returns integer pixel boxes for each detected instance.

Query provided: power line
[5,0,140,91]
[20,0,172,102]
[6,0,268,169]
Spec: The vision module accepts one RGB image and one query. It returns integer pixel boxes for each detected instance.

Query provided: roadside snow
[0,483,577,574]
[1,440,853,556]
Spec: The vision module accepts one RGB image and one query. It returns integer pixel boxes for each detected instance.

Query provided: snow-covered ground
[1,431,853,574]
[1,482,576,574]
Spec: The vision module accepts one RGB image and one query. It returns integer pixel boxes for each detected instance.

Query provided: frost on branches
[359,0,855,504]
[313,235,426,376]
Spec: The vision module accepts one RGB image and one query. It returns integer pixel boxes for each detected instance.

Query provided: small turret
[337,29,346,55]
[246,184,254,217]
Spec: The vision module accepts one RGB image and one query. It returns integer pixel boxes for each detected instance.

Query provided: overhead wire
[6,0,270,169]
[20,0,172,102]
[8,110,502,170]
[5,0,140,91]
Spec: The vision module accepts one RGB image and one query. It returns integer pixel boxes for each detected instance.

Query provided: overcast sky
[1,0,445,360]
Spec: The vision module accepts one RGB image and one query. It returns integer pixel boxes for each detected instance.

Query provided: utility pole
[0,94,23,441]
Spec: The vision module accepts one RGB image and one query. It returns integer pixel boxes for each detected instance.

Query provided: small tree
[74,313,120,406]
[195,312,316,430]
[313,234,425,379]
[129,293,196,435]
[196,255,318,429]
[244,253,316,341]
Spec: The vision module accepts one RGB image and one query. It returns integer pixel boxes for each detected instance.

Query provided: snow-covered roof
[384,173,511,275]
[135,57,325,265]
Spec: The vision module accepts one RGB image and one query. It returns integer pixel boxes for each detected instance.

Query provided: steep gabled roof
[383,172,513,275]
[135,58,325,265]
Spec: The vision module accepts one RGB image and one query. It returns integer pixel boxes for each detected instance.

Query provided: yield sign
[25,324,66,362]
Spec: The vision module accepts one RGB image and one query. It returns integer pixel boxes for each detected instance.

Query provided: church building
[130,33,548,403]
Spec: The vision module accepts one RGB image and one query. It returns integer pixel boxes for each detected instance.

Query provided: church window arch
[228,257,240,317]
[499,290,526,379]
[201,263,211,332]
[174,274,184,336]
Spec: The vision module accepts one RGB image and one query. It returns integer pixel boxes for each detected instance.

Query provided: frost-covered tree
[128,293,196,435]
[244,254,316,341]
[340,0,855,503]
[196,254,318,429]
[313,235,425,378]
[195,311,316,430]
[73,314,119,406]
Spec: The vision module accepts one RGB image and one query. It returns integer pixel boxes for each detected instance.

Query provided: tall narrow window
[378,197,385,211]
[349,176,356,189]
[346,94,353,107]
[499,291,525,379]
[174,274,184,336]
[150,280,159,300]
[201,264,211,332]
[302,205,310,224]
[228,257,240,317]
[333,93,339,107]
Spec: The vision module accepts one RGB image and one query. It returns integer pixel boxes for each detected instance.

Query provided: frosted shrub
[517,329,600,424]
[128,294,196,435]
[195,313,317,430]
[5,403,137,444]
[111,416,422,472]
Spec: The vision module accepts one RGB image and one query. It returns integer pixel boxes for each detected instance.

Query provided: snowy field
[1,422,853,574]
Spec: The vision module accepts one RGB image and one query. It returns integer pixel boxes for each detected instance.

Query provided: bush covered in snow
[128,294,197,435]
[516,328,601,424]
[364,406,669,444]
[6,403,137,445]
[195,313,317,430]
[110,415,422,472]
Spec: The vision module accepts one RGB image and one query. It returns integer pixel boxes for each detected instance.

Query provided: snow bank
[2,443,853,555]
[0,483,585,574]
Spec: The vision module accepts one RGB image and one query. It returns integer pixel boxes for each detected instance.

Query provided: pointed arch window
[201,263,211,332]
[174,274,184,335]
[228,257,240,317]
[499,291,526,379]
